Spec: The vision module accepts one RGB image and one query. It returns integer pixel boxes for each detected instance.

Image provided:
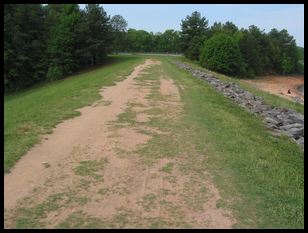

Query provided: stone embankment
[173,61,304,149]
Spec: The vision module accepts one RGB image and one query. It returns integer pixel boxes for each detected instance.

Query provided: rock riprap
[173,61,304,149]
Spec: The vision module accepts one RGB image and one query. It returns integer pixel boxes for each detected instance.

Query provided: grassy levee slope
[4,54,303,228]
[160,56,303,228]
[175,57,304,114]
[4,55,145,173]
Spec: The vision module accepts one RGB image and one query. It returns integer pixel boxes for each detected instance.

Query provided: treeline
[4,5,303,92]
[124,29,181,54]
[4,4,182,92]
[116,11,302,78]
[4,4,123,92]
[180,12,302,77]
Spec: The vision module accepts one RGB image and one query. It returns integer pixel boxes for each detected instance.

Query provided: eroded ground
[242,75,304,103]
[4,59,234,229]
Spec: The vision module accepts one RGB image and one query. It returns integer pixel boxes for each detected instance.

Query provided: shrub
[184,36,205,61]
[199,33,245,77]
[46,66,64,81]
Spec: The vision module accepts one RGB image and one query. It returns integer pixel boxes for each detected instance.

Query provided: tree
[110,14,128,53]
[222,21,238,34]
[46,4,82,81]
[200,33,245,77]
[268,28,298,74]
[209,21,238,37]
[180,11,209,60]
[126,29,152,52]
[83,4,112,65]
[155,30,181,53]
[4,4,47,91]
[238,29,263,77]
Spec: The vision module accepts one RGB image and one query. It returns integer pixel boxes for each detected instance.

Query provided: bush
[185,36,205,61]
[297,62,304,74]
[281,56,293,74]
[199,33,245,77]
[46,66,64,81]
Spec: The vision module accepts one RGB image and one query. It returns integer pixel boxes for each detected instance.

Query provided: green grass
[98,188,109,195]
[160,163,174,174]
[13,191,89,228]
[5,54,303,228]
[57,211,109,229]
[137,193,158,212]
[174,56,304,114]
[129,55,303,228]
[159,56,303,228]
[4,55,145,173]
[74,158,108,181]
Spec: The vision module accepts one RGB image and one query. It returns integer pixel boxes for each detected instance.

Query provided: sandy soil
[241,75,304,103]
[4,59,234,229]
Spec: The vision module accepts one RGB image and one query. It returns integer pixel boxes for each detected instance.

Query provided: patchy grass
[98,188,109,196]
[138,194,158,212]
[4,55,144,173]
[146,217,169,229]
[160,56,303,228]
[74,158,108,181]
[114,105,138,126]
[160,163,174,174]
[57,211,109,229]
[5,55,303,229]
[127,55,303,228]
[12,191,90,228]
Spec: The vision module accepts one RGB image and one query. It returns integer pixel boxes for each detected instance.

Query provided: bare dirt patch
[160,77,180,97]
[4,58,235,229]
[4,59,157,211]
[242,75,304,103]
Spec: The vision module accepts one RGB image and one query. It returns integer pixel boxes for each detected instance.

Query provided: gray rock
[287,127,304,137]
[172,60,304,149]
[281,123,303,130]
[264,117,279,125]
[296,137,304,145]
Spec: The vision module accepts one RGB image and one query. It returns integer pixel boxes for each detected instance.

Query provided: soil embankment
[242,75,304,103]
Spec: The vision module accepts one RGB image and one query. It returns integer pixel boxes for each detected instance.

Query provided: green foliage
[126,29,153,52]
[4,6,302,91]
[203,23,300,77]
[209,21,239,37]
[268,28,299,74]
[124,29,182,54]
[238,30,263,77]
[4,4,113,92]
[297,47,304,74]
[180,11,209,60]
[47,4,81,78]
[155,30,181,53]
[110,15,128,53]
[200,33,245,76]
[297,46,304,60]
[281,56,293,74]
[46,66,64,81]
[4,4,47,92]
[185,36,206,61]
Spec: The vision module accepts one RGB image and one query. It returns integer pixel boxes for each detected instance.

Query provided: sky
[80,4,304,47]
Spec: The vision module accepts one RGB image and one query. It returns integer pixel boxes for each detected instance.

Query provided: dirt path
[242,75,304,103]
[4,59,234,229]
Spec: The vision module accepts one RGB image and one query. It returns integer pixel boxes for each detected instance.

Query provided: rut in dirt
[4,59,235,229]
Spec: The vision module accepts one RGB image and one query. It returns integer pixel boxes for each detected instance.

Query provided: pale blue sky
[80,4,304,47]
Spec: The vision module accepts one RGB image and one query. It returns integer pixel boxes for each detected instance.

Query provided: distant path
[118,52,183,57]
